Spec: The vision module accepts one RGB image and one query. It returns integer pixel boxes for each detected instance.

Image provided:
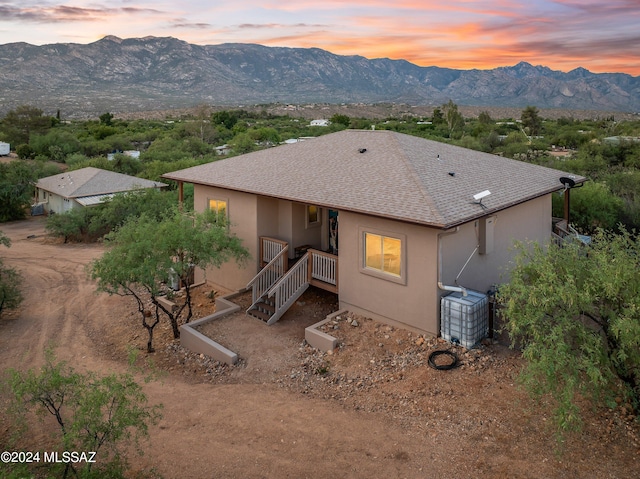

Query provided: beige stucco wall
[192,187,326,290]
[338,195,552,336]
[193,185,258,291]
[439,194,552,296]
[260,200,324,259]
[291,203,324,254]
[337,211,440,336]
[191,182,552,337]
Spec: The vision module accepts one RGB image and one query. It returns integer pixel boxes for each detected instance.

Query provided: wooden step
[247,307,271,322]
[247,299,276,322]
[255,300,275,313]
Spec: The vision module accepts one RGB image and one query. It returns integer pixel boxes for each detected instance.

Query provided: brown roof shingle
[163,130,586,228]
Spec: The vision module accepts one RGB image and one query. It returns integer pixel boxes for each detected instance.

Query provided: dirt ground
[1,217,639,479]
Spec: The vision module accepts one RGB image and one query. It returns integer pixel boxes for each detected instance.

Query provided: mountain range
[0,35,638,117]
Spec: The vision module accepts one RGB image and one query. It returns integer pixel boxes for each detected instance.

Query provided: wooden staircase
[246,237,338,325]
[246,297,276,322]
[247,252,310,325]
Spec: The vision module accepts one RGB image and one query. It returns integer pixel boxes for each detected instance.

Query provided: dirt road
[1,217,638,478]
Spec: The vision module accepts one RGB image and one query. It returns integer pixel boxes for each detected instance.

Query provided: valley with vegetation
[2,102,640,236]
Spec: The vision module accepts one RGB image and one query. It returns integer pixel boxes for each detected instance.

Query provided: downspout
[437,227,468,297]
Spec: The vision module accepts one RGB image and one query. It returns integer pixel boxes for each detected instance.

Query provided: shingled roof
[37,167,166,199]
[163,130,585,229]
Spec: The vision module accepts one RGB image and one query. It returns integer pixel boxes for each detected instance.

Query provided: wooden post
[564,188,570,225]
[178,181,184,210]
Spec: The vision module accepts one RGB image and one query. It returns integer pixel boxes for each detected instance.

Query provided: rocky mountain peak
[0,36,637,116]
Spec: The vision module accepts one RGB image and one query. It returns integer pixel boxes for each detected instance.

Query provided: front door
[328,209,338,254]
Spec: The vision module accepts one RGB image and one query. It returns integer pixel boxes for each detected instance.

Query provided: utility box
[440,290,489,348]
[0,142,9,156]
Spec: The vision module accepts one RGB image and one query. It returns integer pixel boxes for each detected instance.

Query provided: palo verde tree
[150,207,249,333]
[89,215,166,353]
[89,207,248,351]
[498,229,640,436]
[4,351,161,479]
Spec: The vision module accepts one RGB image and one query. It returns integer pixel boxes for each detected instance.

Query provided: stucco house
[162,130,585,336]
[34,167,166,214]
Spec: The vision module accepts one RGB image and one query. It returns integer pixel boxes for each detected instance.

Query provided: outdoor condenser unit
[440,290,489,348]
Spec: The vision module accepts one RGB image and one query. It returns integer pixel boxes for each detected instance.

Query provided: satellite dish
[472,190,491,209]
[559,176,576,188]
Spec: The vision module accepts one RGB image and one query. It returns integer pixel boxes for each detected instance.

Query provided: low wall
[179,294,242,365]
[181,290,344,361]
[304,309,348,352]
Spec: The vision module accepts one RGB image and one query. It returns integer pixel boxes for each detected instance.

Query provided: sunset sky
[0,0,638,75]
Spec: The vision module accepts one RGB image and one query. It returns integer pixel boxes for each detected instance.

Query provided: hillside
[0,35,638,117]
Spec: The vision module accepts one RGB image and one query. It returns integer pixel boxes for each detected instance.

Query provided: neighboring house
[603,136,640,144]
[0,142,10,156]
[162,130,585,336]
[35,167,166,214]
[214,144,232,156]
[310,119,330,127]
[107,150,141,161]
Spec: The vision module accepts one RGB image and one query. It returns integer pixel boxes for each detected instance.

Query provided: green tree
[0,161,36,221]
[478,111,493,125]
[30,129,81,161]
[183,104,218,144]
[442,100,464,138]
[88,188,177,237]
[99,111,114,126]
[45,208,92,243]
[212,110,239,130]
[229,132,257,155]
[89,222,166,352]
[5,352,161,478]
[498,229,640,436]
[153,208,249,331]
[431,108,444,125]
[250,127,281,146]
[0,105,52,146]
[329,114,350,128]
[521,105,543,136]
[90,208,249,349]
[559,182,623,233]
[15,143,35,159]
[45,189,177,243]
[109,153,143,176]
[606,171,640,230]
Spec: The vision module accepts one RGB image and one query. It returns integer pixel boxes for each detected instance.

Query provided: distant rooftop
[37,167,166,199]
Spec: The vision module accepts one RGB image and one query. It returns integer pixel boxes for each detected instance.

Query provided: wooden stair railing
[247,248,338,325]
[246,244,288,312]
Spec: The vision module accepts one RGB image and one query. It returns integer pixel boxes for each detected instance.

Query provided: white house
[35,167,166,214]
